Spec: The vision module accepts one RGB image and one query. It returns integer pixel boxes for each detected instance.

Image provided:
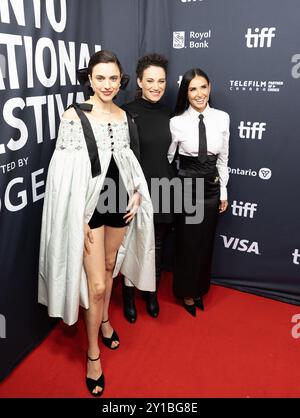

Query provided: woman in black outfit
[168,68,230,316]
[122,53,174,322]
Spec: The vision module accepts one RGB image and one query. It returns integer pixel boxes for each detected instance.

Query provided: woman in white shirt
[168,68,230,316]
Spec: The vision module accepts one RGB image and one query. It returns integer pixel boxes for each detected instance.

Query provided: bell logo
[258,168,272,180]
[238,121,266,140]
[173,31,185,49]
[245,27,276,48]
[220,235,261,255]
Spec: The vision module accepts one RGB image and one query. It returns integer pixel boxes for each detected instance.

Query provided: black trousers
[154,223,172,283]
[173,155,220,298]
[124,222,171,291]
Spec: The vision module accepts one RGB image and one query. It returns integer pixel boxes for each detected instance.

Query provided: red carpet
[0,273,300,398]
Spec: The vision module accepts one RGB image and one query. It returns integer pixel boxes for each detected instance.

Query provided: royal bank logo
[220,235,261,255]
[173,30,212,49]
[228,167,272,180]
[291,54,300,79]
[229,80,284,93]
[292,249,300,265]
[245,27,276,48]
[238,121,266,140]
[231,201,258,218]
[173,31,185,49]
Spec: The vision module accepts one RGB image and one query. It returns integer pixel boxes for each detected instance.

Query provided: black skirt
[173,155,220,298]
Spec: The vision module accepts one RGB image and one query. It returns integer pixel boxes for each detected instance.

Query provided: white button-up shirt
[168,104,230,200]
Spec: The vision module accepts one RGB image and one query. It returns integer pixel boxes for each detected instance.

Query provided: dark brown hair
[77,50,129,89]
[174,68,210,115]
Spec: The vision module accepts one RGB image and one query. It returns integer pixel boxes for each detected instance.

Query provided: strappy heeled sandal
[86,354,105,397]
[100,319,120,350]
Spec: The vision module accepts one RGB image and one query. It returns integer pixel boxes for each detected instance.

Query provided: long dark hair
[174,68,210,116]
[77,50,129,90]
[135,53,168,99]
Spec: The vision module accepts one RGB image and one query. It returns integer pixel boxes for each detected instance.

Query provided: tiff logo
[292,249,300,265]
[238,121,266,140]
[0,314,6,339]
[245,27,276,48]
[231,201,258,218]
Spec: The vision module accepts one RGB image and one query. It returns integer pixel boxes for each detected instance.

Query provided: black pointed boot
[145,291,159,318]
[122,282,137,323]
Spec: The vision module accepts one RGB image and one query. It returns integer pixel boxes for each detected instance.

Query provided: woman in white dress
[38,51,155,396]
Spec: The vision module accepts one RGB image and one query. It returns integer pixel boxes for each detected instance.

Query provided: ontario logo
[228,167,272,180]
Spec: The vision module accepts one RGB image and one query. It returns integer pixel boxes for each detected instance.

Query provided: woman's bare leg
[83,226,106,395]
[101,226,127,348]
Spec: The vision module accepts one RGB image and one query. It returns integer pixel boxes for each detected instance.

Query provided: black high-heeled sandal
[86,354,105,397]
[101,319,120,350]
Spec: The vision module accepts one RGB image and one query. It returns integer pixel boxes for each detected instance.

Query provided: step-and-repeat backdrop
[1,0,299,380]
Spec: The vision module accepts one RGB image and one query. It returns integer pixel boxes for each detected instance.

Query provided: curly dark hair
[135,53,168,98]
[136,53,168,80]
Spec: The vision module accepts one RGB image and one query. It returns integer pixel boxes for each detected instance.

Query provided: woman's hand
[219,200,228,213]
[84,223,94,256]
[123,192,141,224]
